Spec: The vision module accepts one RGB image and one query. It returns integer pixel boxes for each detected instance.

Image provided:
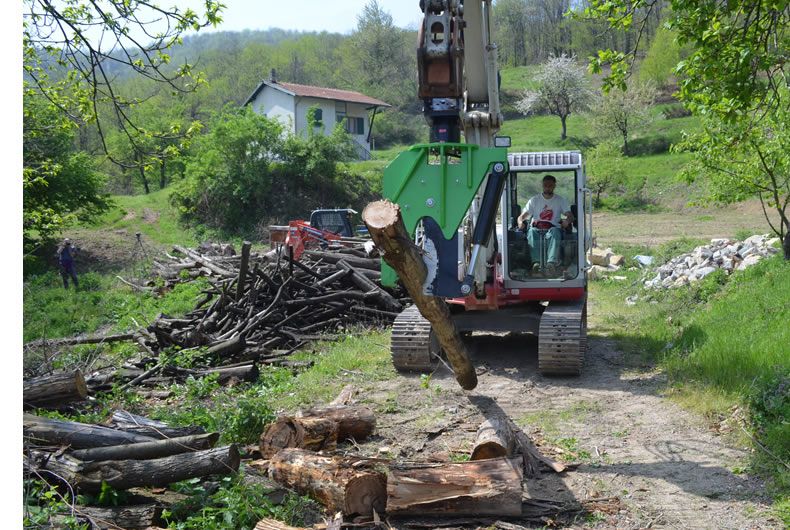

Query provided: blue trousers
[527,227,562,265]
[60,262,79,289]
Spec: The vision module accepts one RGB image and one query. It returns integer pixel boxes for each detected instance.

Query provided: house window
[313,108,323,126]
[346,117,365,135]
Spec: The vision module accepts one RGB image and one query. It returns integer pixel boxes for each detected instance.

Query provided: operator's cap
[64,238,71,244]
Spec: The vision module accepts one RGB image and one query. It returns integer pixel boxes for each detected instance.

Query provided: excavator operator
[517,174,574,274]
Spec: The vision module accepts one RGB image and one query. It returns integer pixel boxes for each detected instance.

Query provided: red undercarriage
[447,281,585,311]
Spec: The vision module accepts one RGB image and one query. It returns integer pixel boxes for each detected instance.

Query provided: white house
[243,71,391,160]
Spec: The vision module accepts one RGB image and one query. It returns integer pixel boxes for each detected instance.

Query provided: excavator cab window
[508,171,579,281]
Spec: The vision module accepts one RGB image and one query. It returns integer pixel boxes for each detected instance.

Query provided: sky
[185,0,423,34]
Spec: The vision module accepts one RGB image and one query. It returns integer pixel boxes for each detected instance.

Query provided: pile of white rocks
[644,234,780,289]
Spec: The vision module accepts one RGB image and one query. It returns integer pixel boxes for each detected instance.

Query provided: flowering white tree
[517,54,596,140]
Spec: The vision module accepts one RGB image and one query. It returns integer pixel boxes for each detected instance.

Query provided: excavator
[380,0,591,375]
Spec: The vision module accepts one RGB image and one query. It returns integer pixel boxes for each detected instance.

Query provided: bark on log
[29,445,240,492]
[362,200,477,390]
[174,245,236,277]
[386,457,523,516]
[24,414,156,449]
[505,417,565,476]
[71,503,163,529]
[328,384,356,406]
[259,417,338,458]
[254,518,307,530]
[108,410,206,440]
[268,448,386,516]
[302,251,380,271]
[470,417,515,460]
[301,405,375,441]
[23,370,88,408]
[195,363,259,385]
[71,432,219,461]
[336,260,401,312]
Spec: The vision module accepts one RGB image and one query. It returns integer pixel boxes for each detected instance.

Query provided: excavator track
[538,299,587,375]
[390,305,438,372]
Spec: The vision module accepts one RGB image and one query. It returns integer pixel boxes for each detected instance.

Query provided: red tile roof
[273,81,390,107]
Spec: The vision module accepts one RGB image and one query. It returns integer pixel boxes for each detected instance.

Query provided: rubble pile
[587,246,626,279]
[644,234,780,289]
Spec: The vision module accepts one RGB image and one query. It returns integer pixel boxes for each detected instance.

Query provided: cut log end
[345,474,387,516]
[362,200,399,230]
[470,442,510,460]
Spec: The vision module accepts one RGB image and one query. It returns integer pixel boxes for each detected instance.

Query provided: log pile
[24,242,407,400]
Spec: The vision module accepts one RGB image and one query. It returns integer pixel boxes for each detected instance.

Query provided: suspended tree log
[23,370,88,408]
[259,417,338,458]
[24,414,155,449]
[268,448,386,516]
[301,405,376,441]
[70,503,163,530]
[71,432,219,461]
[386,457,523,516]
[108,410,206,440]
[363,200,477,390]
[470,417,515,460]
[28,445,240,492]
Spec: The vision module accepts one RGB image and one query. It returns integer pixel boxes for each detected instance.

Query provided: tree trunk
[470,417,515,460]
[108,410,206,440]
[70,432,219,461]
[268,448,386,517]
[560,115,567,140]
[236,241,252,302]
[137,156,150,194]
[386,457,524,516]
[23,370,88,409]
[301,405,376,442]
[783,230,790,260]
[260,417,338,458]
[28,445,240,492]
[623,131,629,156]
[159,158,166,189]
[69,503,163,529]
[24,414,156,449]
[362,200,477,390]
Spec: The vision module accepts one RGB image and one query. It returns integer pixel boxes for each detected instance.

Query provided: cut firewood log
[254,519,308,530]
[363,200,477,390]
[268,448,386,516]
[23,370,88,409]
[300,405,375,442]
[328,384,355,406]
[24,414,156,449]
[470,416,515,460]
[259,417,338,458]
[195,363,259,385]
[69,503,163,530]
[386,457,523,516]
[108,410,206,440]
[28,445,240,492]
[71,432,219,461]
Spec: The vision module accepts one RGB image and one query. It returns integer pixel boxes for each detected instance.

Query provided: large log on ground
[268,448,386,516]
[28,445,240,492]
[195,363,259,385]
[259,417,338,458]
[362,200,477,390]
[71,503,163,530]
[24,414,156,449]
[108,410,206,439]
[71,432,219,461]
[386,457,523,516]
[301,405,376,441]
[23,370,88,408]
[470,417,515,460]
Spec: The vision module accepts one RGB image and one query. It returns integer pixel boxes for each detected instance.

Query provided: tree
[23,94,109,246]
[586,142,627,207]
[638,26,683,89]
[591,81,656,155]
[677,99,790,259]
[516,54,595,140]
[23,0,223,165]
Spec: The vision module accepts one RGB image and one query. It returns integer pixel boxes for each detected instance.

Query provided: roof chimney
[270,69,277,83]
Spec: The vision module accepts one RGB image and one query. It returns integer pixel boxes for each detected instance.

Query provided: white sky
[185,0,422,34]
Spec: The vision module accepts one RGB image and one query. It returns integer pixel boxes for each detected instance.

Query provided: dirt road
[359,334,779,528]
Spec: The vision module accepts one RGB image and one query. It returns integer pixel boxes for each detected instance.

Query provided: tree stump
[259,417,338,458]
